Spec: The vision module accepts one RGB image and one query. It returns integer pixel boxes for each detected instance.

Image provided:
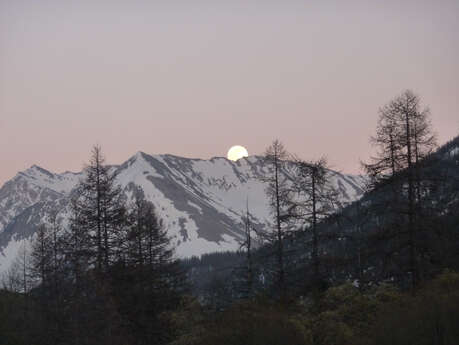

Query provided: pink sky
[1,1,458,186]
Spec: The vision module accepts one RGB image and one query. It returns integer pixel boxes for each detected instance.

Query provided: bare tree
[364,90,436,290]
[237,198,258,298]
[261,139,293,294]
[290,157,340,292]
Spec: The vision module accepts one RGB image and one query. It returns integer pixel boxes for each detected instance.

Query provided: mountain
[0,152,366,274]
[315,135,459,286]
[183,135,459,297]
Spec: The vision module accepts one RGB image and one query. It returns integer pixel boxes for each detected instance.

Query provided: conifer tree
[235,200,257,298]
[124,194,173,269]
[261,139,292,294]
[114,194,184,344]
[364,90,436,290]
[290,157,339,292]
[30,225,52,288]
[70,145,126,272]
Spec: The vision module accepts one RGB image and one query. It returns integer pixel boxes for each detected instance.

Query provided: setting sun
[227,145,249,161]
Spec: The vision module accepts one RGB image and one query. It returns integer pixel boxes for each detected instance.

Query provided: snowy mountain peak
[20,165,53,180]
[16,164,80,195]
[0,152,366,274]
[133,151,148,160]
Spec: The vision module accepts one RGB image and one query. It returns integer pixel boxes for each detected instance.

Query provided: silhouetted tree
[364,90,436,290]
[261,139,293,294]
[234,200,258,299]
[70,145,126,273]
[290,157,340,293]
[110,194,185,344]
[30,225,52,287]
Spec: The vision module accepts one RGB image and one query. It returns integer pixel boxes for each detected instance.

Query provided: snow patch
[187,201,203,214]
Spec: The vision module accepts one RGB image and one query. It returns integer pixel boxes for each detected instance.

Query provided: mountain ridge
[0,152,366,274]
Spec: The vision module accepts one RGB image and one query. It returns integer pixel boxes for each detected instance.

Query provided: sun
[227,145,249,161]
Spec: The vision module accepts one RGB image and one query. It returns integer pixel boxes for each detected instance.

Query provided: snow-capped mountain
[0,152,366,274]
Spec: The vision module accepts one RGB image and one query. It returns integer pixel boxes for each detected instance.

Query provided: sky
[1,0,458,186]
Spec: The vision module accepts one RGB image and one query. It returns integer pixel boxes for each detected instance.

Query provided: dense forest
[1,90,458,345]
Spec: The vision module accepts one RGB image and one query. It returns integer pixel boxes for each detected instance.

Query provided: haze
[1,0,458,186]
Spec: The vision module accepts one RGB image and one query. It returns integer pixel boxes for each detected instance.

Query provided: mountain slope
[0,153,366,274]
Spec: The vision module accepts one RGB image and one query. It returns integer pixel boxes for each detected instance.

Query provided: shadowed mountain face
[0,152,365,273]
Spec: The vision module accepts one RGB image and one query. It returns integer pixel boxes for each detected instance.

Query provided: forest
[1,90,458,345]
